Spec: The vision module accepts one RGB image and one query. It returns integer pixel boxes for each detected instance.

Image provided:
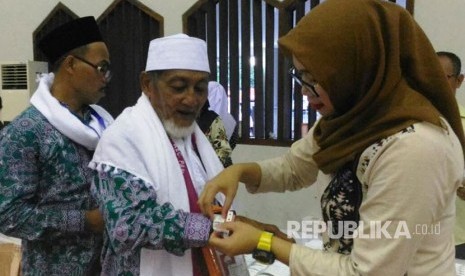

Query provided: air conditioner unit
[0,61,48,123]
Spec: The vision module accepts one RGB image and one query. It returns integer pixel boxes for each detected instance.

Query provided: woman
[199,0,465,275]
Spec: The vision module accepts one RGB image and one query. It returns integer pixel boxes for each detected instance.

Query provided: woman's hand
[199,163,262,218]
[235,215,296,243]
[209,221,262,256]
[210,220,293,265]
[198,165,241,218]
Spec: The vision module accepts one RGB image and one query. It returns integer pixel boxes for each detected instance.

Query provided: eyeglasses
[71,55,112,81]
[446,74,456,79]
[288,67,319,97]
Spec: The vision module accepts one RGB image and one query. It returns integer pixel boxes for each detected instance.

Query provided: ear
[140,71,152,92]
[61,55,76,74]
[457,73,464,89]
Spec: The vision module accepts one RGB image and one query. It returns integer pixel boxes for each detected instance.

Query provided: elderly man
[89,34,224,275]
[0,17,113,275]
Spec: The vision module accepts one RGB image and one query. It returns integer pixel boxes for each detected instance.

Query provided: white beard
[163,119,195,139]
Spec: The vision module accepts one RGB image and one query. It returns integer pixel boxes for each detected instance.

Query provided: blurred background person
[197,98,233,167]
[437,50,465,259]
[207,81,238,149]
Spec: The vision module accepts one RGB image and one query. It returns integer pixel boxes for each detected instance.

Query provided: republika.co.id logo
[287,219,441,239]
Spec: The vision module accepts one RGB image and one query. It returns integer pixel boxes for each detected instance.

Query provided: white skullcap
[145,33,210,73]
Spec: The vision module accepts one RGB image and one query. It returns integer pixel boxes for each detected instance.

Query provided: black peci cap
[38,16,103,64]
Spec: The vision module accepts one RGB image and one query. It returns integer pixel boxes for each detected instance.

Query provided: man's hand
[85,208,104,233]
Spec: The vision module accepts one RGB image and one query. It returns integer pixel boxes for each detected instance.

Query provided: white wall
[0,0,197,61]
[1,0,465,230]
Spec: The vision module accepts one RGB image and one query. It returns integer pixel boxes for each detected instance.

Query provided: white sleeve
[290,121,462,275]
[254,125,320,193]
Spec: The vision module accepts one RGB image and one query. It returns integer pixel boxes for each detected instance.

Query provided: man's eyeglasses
[288,67,319,97]
[71,55,112,81]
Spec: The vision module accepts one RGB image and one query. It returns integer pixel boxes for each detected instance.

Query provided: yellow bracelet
[256,231,274,252]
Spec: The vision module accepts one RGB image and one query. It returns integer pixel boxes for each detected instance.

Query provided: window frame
[184,0,414,146]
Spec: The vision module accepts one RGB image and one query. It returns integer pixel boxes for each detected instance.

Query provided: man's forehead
[439,56,453,67]
[162,70,209,82]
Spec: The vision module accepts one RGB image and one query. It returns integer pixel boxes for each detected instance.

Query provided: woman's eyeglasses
[288,67,319,97]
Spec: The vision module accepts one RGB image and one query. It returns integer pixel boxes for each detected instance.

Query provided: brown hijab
[278,0,465,174]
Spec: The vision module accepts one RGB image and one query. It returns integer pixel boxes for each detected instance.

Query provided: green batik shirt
[0,106,102,276]
[91,167,212,276]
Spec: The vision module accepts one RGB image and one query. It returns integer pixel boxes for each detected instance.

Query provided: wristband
[256,231,273,252]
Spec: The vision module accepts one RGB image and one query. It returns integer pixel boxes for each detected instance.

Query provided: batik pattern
[92,167,211,276]
[204,117,233,167]
[321,163,362,255]
[321,125,416,255]
[0,106,102,275]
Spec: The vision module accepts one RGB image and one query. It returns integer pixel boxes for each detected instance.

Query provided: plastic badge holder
[202,206,250,276]
[213,210,236,237]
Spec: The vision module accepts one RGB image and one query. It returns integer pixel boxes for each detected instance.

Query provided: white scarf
[89,93,224,276]
[30,73,113,150]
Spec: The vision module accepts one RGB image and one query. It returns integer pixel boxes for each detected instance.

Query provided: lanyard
[169,135,201,213]
[89,107,106,129]
[85,107,106,138]
[58,102,106,137]
[169,134,209,276]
